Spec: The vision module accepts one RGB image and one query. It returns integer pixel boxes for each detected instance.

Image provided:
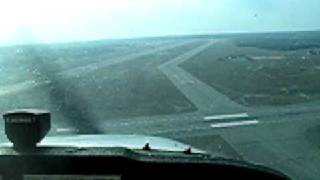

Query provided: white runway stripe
[56,128,79,133]
[210,120,259,128]
[203,113,248,121]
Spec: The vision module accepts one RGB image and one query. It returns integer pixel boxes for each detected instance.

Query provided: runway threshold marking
[56,128,79,134]
[203,113,248,121]
[210,120,259,128]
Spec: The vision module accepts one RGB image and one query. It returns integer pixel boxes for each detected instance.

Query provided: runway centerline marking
[210,120,259,128]
[203,113,248,121]
[56,128,79,134]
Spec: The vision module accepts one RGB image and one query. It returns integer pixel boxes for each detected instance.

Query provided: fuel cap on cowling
[3,109,51,150]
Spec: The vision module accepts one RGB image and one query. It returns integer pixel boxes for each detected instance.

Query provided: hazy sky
[0,0,319,45]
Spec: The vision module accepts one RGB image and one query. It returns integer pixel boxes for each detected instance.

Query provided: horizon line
[1,29,319,47]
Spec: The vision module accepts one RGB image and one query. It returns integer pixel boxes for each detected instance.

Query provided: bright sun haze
[0,0,319,45]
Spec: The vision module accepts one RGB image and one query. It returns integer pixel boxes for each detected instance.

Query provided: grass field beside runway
[0,40,201,127]
[180,32,320,107]
[0,38,179,87]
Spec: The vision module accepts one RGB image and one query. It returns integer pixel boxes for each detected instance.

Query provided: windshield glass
[1,0,320,179]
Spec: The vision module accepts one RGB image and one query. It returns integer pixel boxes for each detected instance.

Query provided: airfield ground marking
[210,120,259,128]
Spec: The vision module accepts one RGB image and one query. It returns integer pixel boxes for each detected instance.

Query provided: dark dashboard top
[0,146,291,180]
